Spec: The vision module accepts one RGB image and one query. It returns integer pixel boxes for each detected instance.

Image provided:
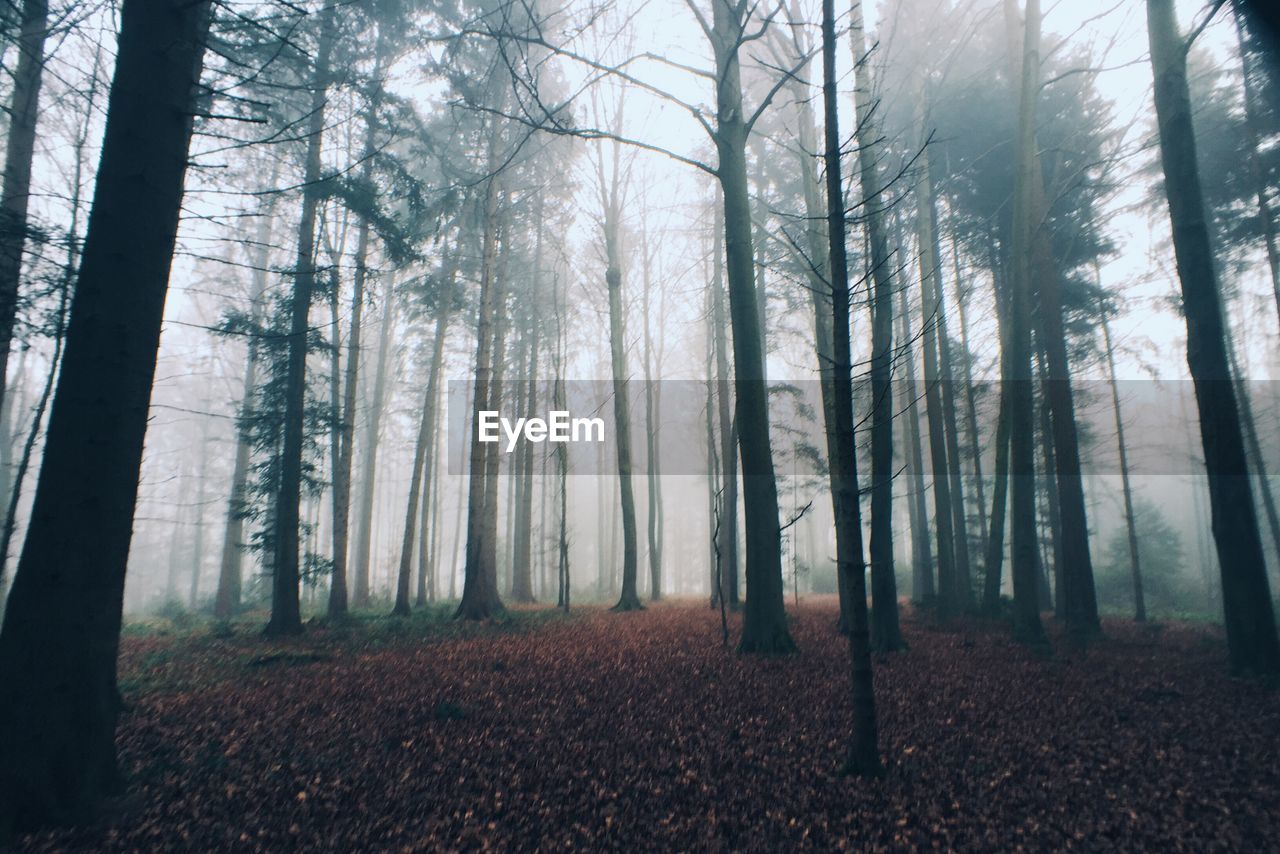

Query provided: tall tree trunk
[949,225,989,549]
[1005,0,1047,645]
[981,241,1011,615]
[711,0,792,652]
[1220,295,1280,571]
[641,227,663,601]
[914,147,959,616]
[823,0,879,774]
[897,267,935,602]
[328,24,388,619]
[350,279,397,607]
[0,0,211,834]
[267,0,338,636]
[419,408,443,605]
[1147,0,1280,674]
[215,185,279,621]
[1035,346,1064,614]
[188,418,211,608]
[392,266,454,616]
[511,303,539,603]
[1098,285,1146,622]
[458,179,504,620]
[711,200,741,611]
[849,1,903,650]
[0,0,50,419]
[783,12,848,627]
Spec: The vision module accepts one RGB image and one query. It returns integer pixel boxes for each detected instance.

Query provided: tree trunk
[511,301,539,603]
[214,187,278,621]
[950,226,990,550]
[1005,0,1047,646]
[1147,0,1280,674]
[458,179,504,620]
[0,0,211,834]
[0,0,50,419]
[641,226,663,601]
[710,200,741,611]
[1098,285,1146,622]
[710,0,792,652]
[849,2,903,651]
[823,0,879,774]
[897,266,935,602]
[350,279,397,607]
[328,25,388,619]
[267,0,338,637]
[914,146,959,616]
[392,266,454,616]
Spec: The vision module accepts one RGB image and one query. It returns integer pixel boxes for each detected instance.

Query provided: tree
[0,0,213,834]
[1146,0,1280,675]
[1005,0,1047,646]
[708,0,793,652]
[0,0,50,422]
[822,0,879,776]
[848,0,903,650]
[266,0,340,637]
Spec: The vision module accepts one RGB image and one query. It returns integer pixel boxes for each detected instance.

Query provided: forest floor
[18,599,1280,851]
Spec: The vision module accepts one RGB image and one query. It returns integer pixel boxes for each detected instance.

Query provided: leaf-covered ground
[20,601,1280,851]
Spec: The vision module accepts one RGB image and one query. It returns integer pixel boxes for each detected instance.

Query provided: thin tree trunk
[711,200,741,611]
[641,227,663,601]
[1098,285,1146,621]
[914,148,959,616]
[897,267,934,602]
[392,264,454,616]
[850,1,903,650]
[351,278,397,607]
[215,184,279,621]
[824,0,879,775]
[267,0,339,637]
[0,0,50,418]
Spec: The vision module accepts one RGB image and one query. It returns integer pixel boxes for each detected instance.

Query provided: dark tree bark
[710,0,792,652]
[267,0,339,637]
[1147,0,1280,674]
[850,2,903,651]
[0,0,212,834]
[0,0,50,420]
[823,0,880,775]
[1005,0,1047,646]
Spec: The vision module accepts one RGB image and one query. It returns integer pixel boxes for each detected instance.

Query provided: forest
[1,0,1280,848]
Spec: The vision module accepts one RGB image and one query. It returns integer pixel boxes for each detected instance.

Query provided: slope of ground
[19,602,1280,851]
